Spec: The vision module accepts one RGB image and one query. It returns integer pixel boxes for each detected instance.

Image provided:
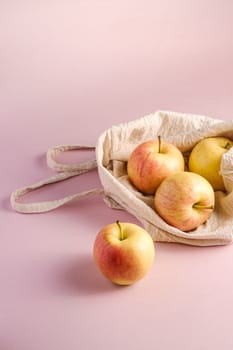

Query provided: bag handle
[10,145,104,213]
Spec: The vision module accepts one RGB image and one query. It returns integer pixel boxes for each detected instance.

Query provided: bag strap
[10,145,104,213]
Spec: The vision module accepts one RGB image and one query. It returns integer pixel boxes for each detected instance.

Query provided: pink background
[1,1,233,349]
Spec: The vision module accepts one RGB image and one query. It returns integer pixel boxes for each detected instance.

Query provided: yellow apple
[154,171,215,232]
[188,136,233,191]
[127,136,185,194]
[93,221,155,285]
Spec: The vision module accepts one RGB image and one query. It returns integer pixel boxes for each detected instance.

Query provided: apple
[93,221,155,285]
[188,136,233,191]
[154,171,215,232]
[127,136,185,194]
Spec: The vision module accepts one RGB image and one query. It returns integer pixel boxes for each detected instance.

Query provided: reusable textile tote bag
[11,110,233,246]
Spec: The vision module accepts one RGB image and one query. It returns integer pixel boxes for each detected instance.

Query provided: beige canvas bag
[11,110,233,246]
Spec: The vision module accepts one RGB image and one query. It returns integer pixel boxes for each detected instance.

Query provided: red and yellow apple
[188,136,233,191]
[127,137,185,194]
[93,221,155,285]
[154,171,215,232]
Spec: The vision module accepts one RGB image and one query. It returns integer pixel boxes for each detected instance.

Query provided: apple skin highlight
[127,139,184,195]
[93,222,155,285]
[154,172,215,232]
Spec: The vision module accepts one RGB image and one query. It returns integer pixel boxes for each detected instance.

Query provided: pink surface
[1,1,233,349]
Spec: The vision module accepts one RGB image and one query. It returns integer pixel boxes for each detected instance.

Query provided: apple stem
[158,135,161,153]
[225,142,232,150]
[116,220,124,240]
[193,204,214,210]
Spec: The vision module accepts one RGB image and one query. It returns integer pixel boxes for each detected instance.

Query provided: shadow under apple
[56,254,123,296]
